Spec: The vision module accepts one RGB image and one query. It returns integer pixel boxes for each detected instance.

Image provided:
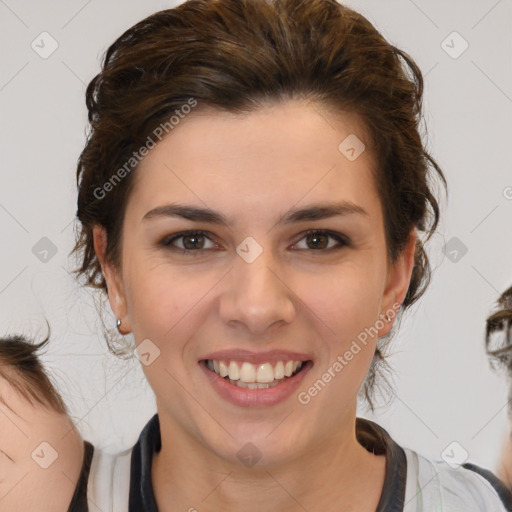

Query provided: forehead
[0,375,56,428]
[0,377,74,451]
[128,100,379,224]
[0,375,36,426]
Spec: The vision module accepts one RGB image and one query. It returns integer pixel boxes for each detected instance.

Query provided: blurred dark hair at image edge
[486,285,512,414]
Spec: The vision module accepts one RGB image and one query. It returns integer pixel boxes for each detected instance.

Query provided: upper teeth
[207,360,303,383]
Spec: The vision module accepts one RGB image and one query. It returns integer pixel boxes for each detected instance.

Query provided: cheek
[301,263,384,339]
[125,261,216,343]
[296,272,384,408]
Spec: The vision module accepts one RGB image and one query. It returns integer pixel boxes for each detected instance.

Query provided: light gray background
[0,0,511,472]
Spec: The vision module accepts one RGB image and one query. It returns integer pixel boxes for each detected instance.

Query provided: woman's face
[96,100,414,465]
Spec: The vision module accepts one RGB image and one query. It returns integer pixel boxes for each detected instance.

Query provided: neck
[151,409,386,512]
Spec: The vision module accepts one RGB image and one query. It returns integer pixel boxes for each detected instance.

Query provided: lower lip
[200,361,313,407]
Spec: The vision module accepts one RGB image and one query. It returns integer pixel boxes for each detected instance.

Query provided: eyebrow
[142,201,368,226]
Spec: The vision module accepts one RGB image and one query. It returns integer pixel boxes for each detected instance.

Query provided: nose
[219,246,297,337]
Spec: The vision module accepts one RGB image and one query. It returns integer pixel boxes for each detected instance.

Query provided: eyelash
[159,229,351,255]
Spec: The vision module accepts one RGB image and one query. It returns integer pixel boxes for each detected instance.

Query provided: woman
[72,0,512,510]
[486,285,512,488]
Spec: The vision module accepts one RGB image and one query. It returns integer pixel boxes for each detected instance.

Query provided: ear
[93,225,131,334]
[377,229,417,337]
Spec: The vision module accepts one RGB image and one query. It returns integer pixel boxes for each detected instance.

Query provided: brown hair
[486,285,512,372]
[73,0,446,409]
[0,335,68,415]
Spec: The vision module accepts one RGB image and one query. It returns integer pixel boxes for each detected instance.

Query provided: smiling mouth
[205,359,308,389]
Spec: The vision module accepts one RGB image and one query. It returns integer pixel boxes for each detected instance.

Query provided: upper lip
[200,349,312,365]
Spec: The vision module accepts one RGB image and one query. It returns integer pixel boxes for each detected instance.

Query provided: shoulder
[87,414,160,512]
[86,445,132,512]
[85,414,160,512]
[403,447,512,512]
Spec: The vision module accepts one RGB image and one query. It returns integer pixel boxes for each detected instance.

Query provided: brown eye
[306,232,329,249]
[181,233,205,249]
[293,230,350,251]
[160,230,217,253]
